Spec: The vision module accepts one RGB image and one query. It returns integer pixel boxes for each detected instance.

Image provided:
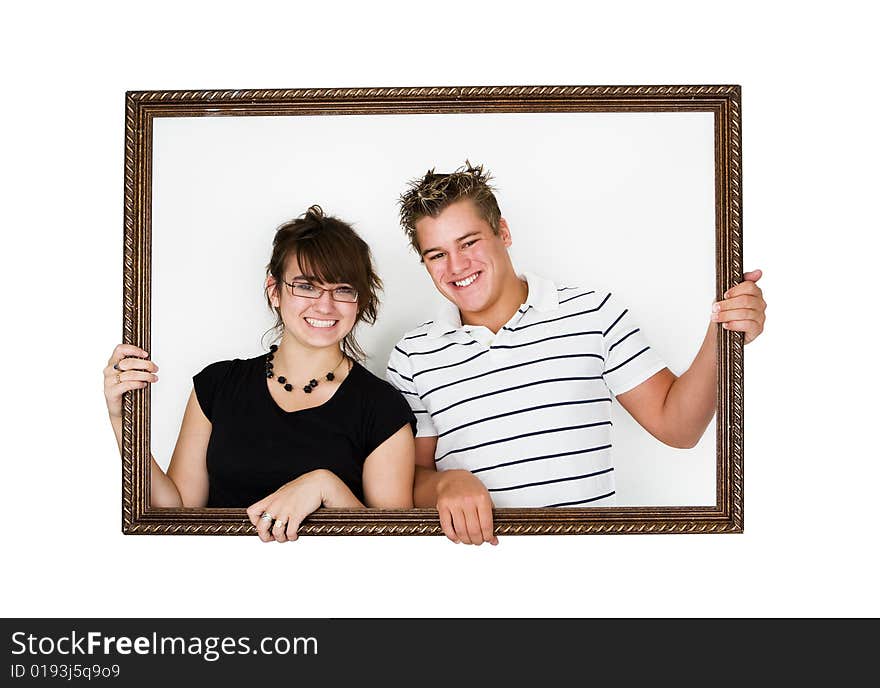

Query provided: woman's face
[270,255,359,352]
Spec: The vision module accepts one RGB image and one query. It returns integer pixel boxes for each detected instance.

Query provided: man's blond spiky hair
[398,161,502,255]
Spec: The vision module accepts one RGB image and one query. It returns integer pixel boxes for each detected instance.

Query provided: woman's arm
[245,424,415,543]
[104,344,211,508]
[165,390,212,507]
[362,424,415,509]
[246,469,362,543]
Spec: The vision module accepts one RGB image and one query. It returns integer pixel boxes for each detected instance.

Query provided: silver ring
[273,520,287,530]
[260,512,274,522]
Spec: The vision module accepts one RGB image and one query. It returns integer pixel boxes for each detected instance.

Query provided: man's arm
[617,270,766,448]
[412,436,442,506]
[387,337,497,545]
[616,327,715,448]
[413,436,497,546]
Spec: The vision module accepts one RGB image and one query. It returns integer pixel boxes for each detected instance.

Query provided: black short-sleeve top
[193,355,416,507]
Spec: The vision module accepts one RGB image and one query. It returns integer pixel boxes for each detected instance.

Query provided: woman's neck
[274,335,345,377]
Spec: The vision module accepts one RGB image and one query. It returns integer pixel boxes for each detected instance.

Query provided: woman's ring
[273,520,286,529]
[260,512,274,522]
[116,373,122,384]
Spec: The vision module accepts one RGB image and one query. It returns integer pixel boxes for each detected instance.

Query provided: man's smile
[450,271,482,289]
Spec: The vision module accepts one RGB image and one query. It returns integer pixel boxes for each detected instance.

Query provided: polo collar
[521,271,560,313]
[424,272,560,339]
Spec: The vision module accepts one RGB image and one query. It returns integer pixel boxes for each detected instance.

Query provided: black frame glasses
[282,280,359,303]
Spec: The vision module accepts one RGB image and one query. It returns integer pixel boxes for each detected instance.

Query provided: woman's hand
[104,344,158,419]
[246,469,360,543]
[246,470,328,543]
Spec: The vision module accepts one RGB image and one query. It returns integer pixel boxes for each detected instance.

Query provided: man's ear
[498,218,512,247]
[265,275,280,308]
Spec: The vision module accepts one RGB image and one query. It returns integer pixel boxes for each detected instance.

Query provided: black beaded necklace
[265,344,346,394]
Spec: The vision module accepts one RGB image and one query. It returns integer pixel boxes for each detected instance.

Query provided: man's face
[415,198,516,319]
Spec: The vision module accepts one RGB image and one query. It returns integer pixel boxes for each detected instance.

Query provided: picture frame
[122,84,743,535]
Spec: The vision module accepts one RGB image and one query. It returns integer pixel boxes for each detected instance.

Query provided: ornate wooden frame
[122,85,743,536]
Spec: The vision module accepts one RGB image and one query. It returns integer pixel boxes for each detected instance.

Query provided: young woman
[104,206,415,542]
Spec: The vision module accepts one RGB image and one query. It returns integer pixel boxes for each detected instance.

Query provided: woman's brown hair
[265,205,381,361]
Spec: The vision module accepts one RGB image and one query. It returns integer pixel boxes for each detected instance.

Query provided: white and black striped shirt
[386,273,666,507]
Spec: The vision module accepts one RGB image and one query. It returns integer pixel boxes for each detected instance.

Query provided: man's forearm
[412,465,498,544]
[661,323,718,448]
[413,465,445,507]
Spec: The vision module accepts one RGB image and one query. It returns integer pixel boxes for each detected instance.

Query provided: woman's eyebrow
[290,274,354,287]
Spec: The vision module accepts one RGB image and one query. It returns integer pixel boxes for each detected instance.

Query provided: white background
[1,1,877,617]
[151,111,715,506]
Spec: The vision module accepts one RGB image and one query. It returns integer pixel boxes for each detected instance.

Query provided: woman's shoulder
[196,354,265,381]
[348,361,404,397]
[344,361,414,431]
[192,355,264,421]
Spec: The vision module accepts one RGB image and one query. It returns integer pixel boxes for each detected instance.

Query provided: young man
[386,163,766,545]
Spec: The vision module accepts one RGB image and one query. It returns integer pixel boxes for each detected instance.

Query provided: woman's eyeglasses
[283,280,358,303]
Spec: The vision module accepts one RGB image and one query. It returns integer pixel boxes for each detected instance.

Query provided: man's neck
[460,276,529,334]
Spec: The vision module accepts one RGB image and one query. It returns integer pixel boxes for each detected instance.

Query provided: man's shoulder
[553,284,611,308]
[528,273,605,296]
[532,277,613,316]
[399,320,436,340]
[391,320,454,355]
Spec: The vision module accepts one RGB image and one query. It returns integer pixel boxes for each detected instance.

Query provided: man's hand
[436,469,498,546]
[712,269,767,344]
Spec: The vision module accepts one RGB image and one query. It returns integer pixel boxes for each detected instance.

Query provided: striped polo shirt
[385,272,666,508]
